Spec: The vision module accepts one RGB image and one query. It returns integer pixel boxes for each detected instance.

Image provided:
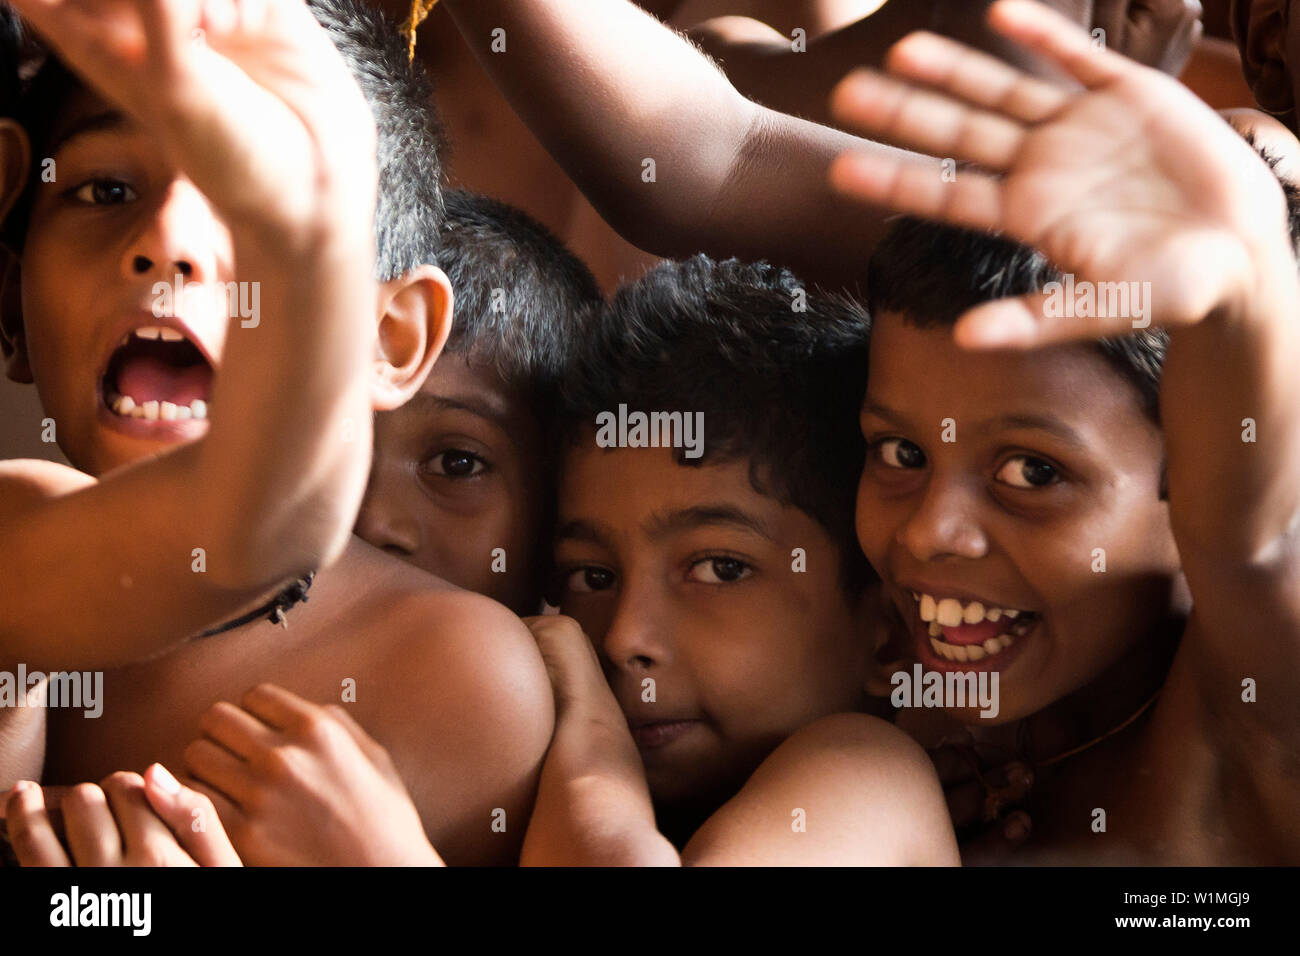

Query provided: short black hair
[556,255,874,595]
[8,0,445,278]
[439,189,602,407]
[866,217,1168,419]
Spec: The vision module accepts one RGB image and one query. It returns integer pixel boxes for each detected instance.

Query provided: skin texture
[41,536,553,866]
[356,353,548,615]
[525,442,958,864]
[834,1,1300,862]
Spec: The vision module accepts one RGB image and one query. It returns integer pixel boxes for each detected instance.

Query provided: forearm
[442,0,914,283]
[194,227,377,585]
[520,717,678,867]
[1163,243,1300,561]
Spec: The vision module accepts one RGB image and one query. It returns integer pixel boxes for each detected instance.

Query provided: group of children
[0,0,1297,866]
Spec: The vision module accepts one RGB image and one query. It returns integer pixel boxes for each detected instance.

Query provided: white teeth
[919,594,937,622]
[158,328,184,342]
[928,625,1023,662]
[108,391,209,421]
[135,326,162,341]
[936,598,963,627]
[986,607,1002,622]
[928,621,942,637]
[1004,609,1020,619]
[963,601,986,624]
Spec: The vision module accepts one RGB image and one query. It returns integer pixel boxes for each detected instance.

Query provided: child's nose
[897,476,990,564]
[600,582,673,674]
[354,472,421,558]
[121,179,224,287]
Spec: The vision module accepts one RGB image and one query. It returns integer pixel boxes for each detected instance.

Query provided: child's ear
[370,264,453,411]
[1233,0,1296,116]
[0,118,30,225]
[0,119,32,383]
[0,252,30,383]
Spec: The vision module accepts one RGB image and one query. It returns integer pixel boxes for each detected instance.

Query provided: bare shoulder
[352,564,553,864]
[0,459,94,515]
[683,713,959,866]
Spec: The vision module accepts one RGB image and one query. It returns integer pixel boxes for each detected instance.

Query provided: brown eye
[73,179,138,205]
[876,437,926,469]
[687,557,752,584]
[427,449,485,478]
[996,455,1059,488]
[564,567,615,594]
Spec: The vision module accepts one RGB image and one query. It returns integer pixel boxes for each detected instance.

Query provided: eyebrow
[862,401,1087,449]
[554,504,777,550]
[48,109,131,157]
[644,504,776,542]
[405,391,514,432]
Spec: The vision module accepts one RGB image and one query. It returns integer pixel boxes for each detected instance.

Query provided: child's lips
[895,584,1039,671]
[627,718,703,751]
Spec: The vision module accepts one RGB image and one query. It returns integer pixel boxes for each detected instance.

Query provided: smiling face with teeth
[10,87,231,475]
[856,312,1187,725]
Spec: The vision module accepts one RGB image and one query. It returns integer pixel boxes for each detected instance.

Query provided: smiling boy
[1,0,550,866]
[836,1,1300,862]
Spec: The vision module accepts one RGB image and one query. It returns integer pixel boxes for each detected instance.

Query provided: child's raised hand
[4,766,241,866]
[11,0,377,250]
[829,0,1289,348]
[180,684,442,866]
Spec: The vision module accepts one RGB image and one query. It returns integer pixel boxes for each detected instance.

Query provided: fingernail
[148,764,181,795]
[10,780,33,793]
[1004,812,1030,841]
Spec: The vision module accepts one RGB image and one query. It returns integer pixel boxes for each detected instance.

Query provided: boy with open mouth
[0,0,551,866]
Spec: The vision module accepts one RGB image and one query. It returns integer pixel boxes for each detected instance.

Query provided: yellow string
[403,0,441,63]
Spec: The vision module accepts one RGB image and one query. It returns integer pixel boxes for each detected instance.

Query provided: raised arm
[441,0,928,287]
[828,1,1300,729]
[0,0,379,671]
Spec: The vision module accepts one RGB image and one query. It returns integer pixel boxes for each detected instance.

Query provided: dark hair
[556,255,874,595]
[439,189,602,406]
[866,217,1168,419]
[8,0,445,278]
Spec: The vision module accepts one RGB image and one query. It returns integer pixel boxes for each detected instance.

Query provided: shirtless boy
[1,0,550,866]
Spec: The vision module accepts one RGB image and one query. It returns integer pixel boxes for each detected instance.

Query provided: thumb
[143,764,242,867]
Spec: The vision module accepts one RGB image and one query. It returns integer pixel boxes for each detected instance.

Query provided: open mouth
[909,591,1038,664]
[101,325,213,422]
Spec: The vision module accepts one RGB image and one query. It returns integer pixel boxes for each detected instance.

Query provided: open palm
[12,0,377,244]
[830,0,1287,348]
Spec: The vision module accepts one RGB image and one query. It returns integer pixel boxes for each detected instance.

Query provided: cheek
[854,474,898,565]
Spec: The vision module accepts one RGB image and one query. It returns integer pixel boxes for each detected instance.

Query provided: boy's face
[555,441,870,812]
[856,311,1182,725]
[355,353,547,614]
[18,86,231,475]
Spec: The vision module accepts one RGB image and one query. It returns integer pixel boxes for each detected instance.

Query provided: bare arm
[1,0,379,671]
[682,714,959,866]
[442,0,927,288]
